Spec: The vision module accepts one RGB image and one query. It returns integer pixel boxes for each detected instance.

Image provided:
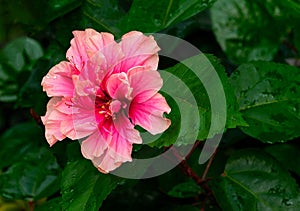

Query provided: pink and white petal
[129,93,171,135]
[72,75,95,97]
[41,61,75,97]
[43,115,66,146]
[81,132,109,160]
[71,96,98,138]
[113,111,142,144]
[41,97,67,146]
[41,97,63,121]
[106,73,132,100]
[91,152,123,174]
[114,31,160,73]
[90,133,133,173]
[98,118,134,161]
[66,29,120,71]
[128,67,163,101]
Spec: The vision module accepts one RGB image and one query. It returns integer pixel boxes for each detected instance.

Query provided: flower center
[95,89,112,125]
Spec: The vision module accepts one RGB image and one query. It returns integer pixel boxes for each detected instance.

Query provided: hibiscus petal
[90,132,133,173]
[42,96,97,145]
[106,72,132,100]
[129,93,171,135]
[41,61,75,97]
[41,97,67,146]
[91,152,123,174]
[81,132,109,160]
[66,29,122,72]
[128,66,163,102]
[114,31,160,73]
[71,95,98,139]
[81,117,134,173]
[113,111,142,144]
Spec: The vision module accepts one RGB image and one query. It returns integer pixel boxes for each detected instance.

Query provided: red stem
[29,201,34,211]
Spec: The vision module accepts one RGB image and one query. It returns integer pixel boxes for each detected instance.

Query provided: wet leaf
[212,149,300,210]
[0,147,61,201]
[264,144,300,176]
[0,122,43,169]
[230,61,300,142]
[81,0,216,37]
[211,0,286,63]
[61,155,123,211]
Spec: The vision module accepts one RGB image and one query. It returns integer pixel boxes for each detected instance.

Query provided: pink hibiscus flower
[41,29,171,173]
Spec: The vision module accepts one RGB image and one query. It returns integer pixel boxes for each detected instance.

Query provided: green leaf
[0,37,44,102]
[153,54,244,146]
[35,197,62,211]
[230,61,300,143]
[61,158,123,211]
[0,147,61,201]
[212,149,300,211]
[44,0,83,23]
[17,58,49,111]
[272,0,300,18]
[167,181,202,198]
[211,0,286,63]
[264,144,300,176]
[117,0,217,34]
[0,122,43,169]
[81,0,216,37]
[1,37,43,72]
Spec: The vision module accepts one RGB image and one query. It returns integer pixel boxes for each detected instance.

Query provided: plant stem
[201,149,217,180]
[30,108,43,126]
[29,201,34,211]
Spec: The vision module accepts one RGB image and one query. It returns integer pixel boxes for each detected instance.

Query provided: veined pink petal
[82,118,134,173]
[128,66,163,101]
[71,95,98,138]
[41,97,67,146]
[91,152,123,174]
[106,72,132,100]
[90,131,133,173]
[42,96,97,145]
[41,61,75,97]
[129,93,171,135]
[113,31,160,73]
[81,132,109,160]
[72,52,106,97]
[113,111,142,144]
[66,29,122,71]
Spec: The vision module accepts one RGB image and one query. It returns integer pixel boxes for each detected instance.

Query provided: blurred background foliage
[0,0,300,210]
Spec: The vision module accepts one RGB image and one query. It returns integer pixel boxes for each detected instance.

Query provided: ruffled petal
[66,29,122,72]
[81,131,108,160]
[41,61,76,97]
[71,95,98,138]
[128,66,163,102]
[129,93,171,135]
[113,111,142,144]
[113,31,160,73]
[81,117,134,173]
[42,96,97,145]
[106,72,132,100]
[90,131,133,173]
[41,97,67,146]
